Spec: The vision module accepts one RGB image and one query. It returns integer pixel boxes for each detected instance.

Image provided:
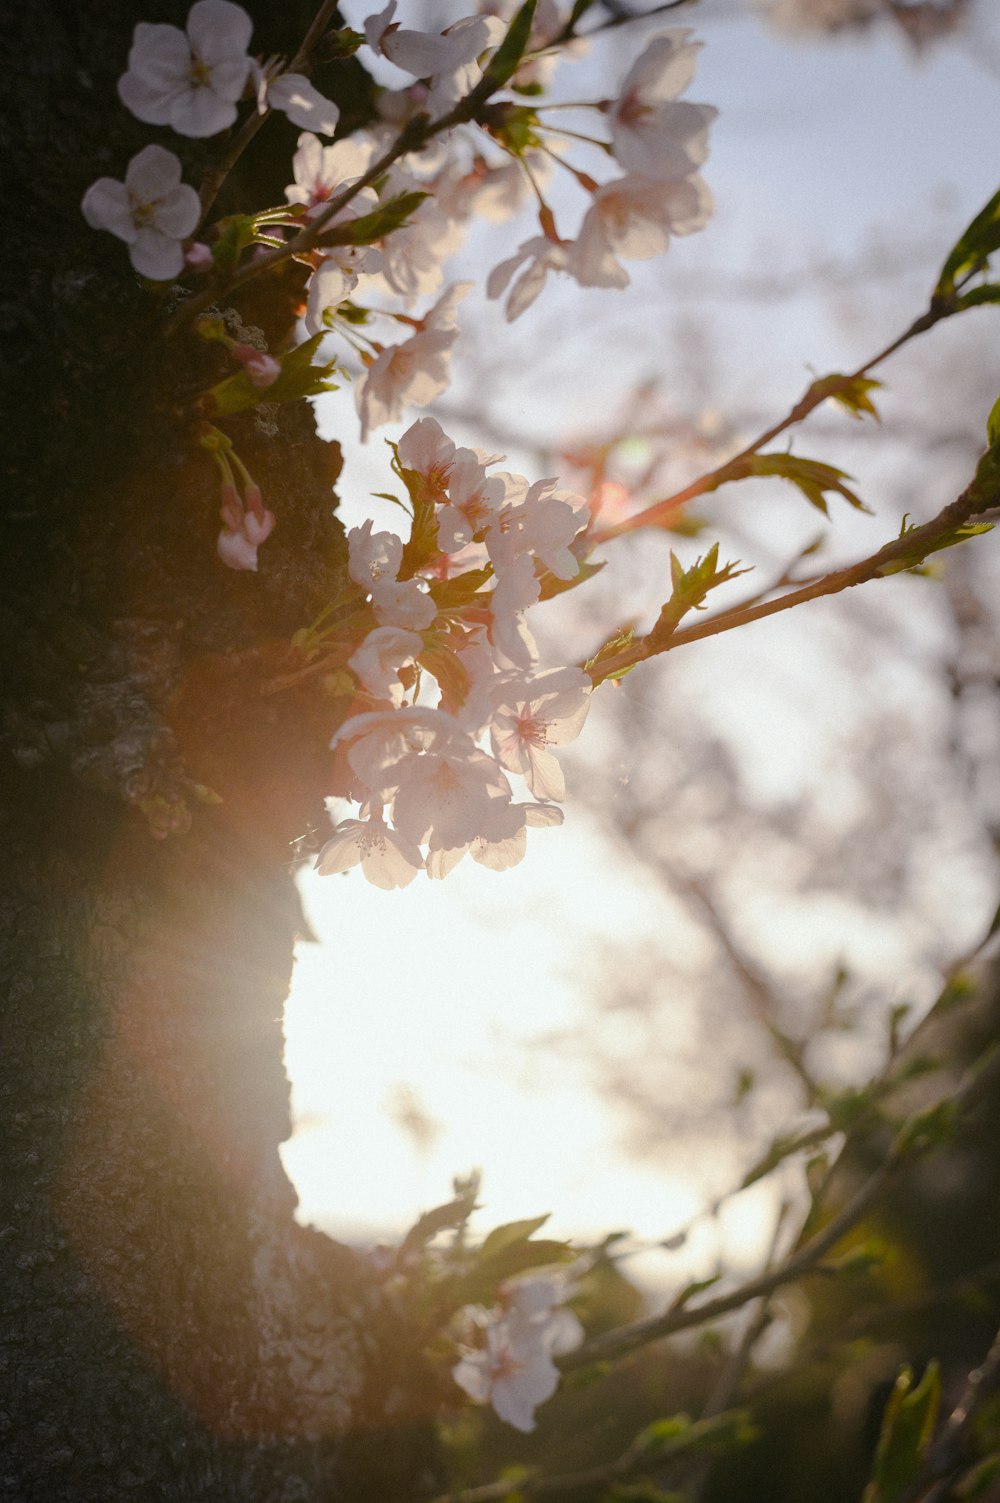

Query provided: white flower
[316,812,424,889]
[571,172,714,288]
[265,72,339,135]
[490,667,592,801]
[453,1321,560,1432]
[392,743,512,850]
[452,1272,582,1430]
[371,578,437,632]
[608,29,717,181]
[487,236,572,322]
[286,131,378,214]
[356,284,470,440]
[426,800,564,878]
[118,0,253,138]
[396,416,457,493]
[348,519,404,593]
[81,145,200,280]
[348,627,424,705]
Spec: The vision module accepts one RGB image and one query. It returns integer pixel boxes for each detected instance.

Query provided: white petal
[187,0,254,61]
[153,182,201,239]
[129,227,185,281]
[81,179,137,242]
[525,747,565,802]
[117,68,182,125]
[268,73,340,136]
[125,144,182,199]
[169,84,239,137]
[315,824,364,875]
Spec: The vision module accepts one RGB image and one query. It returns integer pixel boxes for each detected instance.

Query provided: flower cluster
[452,1273,583,1432]
[315,416,593,889]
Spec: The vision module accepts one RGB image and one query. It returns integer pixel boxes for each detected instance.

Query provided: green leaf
[958,284,1000,309]
[210,214,258,276]
[863,1362,941,1503]
[204,331,339,417]
[936,188,1000,297]
[808,373,883,421]
[668,1274,721,1311]
[876,516,994,577]
[418,641,470,710]
[428,567,494,611]
[322,192,428,247]
[647,543,749,646]
[955,1455,1000,1499]
[740,1128,828,1188]
[317,26,365,60]
[743,453,870,515]
[988,394,1000,448]
[450,1237,575,1308]
[537,556,605,602]
[479,1215,551,1259]
[483,0,538,89]
[399,1191,478,1255]
[631,1410,756,1461]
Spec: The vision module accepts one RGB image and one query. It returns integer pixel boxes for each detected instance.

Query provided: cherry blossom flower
[118,0,253,138]
[453,1320,561,1432]
[490,667,592,800]
[396,416,457,495]
[365,3,500,82]
[231,343,281,388]
[286,131,377,216]
[571,172,714,288]
[356,284,471,440]
[81,145,200,280]
[315,811,424,889]
[452,1275,582,1431]
[264,72,339,136]
[348,627,424,705]
[348,519,404,594]
[608,29,717,181]
[487,236,573,322]
[371,577,438,632]
[426,800,563,878]
[392,743,512,851]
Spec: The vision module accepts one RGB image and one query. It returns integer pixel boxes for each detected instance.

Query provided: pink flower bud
[244,508,276,547]
[185,242,214,271]
[219,483,243,531]
[232,343,281,389]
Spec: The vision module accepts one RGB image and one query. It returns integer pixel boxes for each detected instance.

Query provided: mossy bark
[0,4,438,1497]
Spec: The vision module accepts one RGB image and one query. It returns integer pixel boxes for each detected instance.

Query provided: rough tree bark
[1,3,441,1497]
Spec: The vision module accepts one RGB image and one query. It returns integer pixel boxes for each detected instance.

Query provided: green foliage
[209,213,258,276]
[877,512,994,576]
[808,372,883,421]
[741,453,870,515]
[935,187,1000,298]
[204,332,339,416]
[863,1362,941,1503]
[647,543,749,647]
[483,0,539,89]
[317,26,365,60]
[956,1454,1000,1498]
[988,393,1000,448]
[400,1188,480,1256]
[604,1484,685,1503]
[631,1409,756,1460]
[428,567,494,611]
[323,192,429,247]
[585,624,638,684]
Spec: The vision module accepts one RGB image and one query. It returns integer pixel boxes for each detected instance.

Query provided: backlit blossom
[490,667,592,800]
[356,284,471,439]
[487,236,572,322]
[571,172,714,287]
[265,72,339,136]
[82,145,200,280]
[315,811,423,889]
[452,1274,582,1431]
[118,0,253,138]
[608,29,717,181]
[348,627,424,705]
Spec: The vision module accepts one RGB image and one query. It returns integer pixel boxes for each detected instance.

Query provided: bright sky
[280,1,1000,1291]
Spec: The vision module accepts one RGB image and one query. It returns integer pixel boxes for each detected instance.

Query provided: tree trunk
[1,4,439,1496]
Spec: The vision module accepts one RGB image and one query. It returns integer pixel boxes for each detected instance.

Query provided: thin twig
[560,1043,1000,1371]
[588,462,1000,683]
[590,306,949,545]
